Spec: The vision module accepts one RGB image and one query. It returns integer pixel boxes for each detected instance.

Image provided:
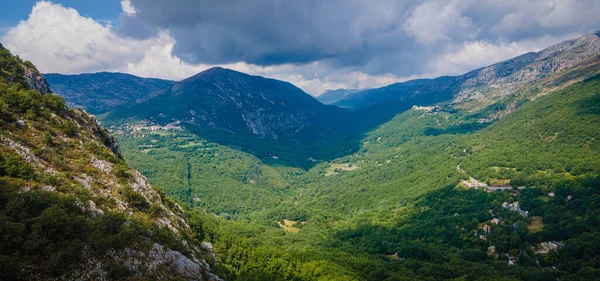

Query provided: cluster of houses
[411,105,442,113]
[112,121,184,136]
[534,241,564,254]
[460,177,515,193]
[477,218,503,241]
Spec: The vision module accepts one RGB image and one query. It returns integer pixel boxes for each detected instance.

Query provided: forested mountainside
[43,72,175,114]
[48,32,600,169]
[0,44,222,280]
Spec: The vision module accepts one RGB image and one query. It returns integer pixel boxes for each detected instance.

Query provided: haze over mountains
[316,88,365,105]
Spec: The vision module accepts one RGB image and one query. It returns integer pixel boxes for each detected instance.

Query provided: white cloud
[405,0,477,45]
[118,40,405,95]
[1,1,156,74]
[428,33,583,77]
[121,0,137,16]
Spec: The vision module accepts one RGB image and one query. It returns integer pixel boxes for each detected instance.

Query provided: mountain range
[334,31,600,121]
[45,31,600,167]
[4,31,599,280]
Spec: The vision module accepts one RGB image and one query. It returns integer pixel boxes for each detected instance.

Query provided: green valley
[98,72,600,280]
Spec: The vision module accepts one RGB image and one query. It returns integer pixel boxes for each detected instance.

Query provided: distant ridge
[44,72,175,114]
[335,30,600,121]
[316,88,366,104]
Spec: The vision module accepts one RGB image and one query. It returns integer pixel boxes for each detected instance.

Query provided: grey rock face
[115,243,223,281]
[23,67,51,94]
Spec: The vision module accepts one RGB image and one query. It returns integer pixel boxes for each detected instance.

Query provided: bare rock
[41,185,56,192]
[23,67,51,94]
[91,157,113,175]
[16,119,26,127]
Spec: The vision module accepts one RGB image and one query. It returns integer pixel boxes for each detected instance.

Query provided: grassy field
[528,216,545,233]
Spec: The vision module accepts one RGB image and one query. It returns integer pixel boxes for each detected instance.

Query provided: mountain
[103,67,357,167]
[108,67,350,140]
[44,72,175,114]
[0,44,221,280]
[316,88,365,104]
[335,31,600,122]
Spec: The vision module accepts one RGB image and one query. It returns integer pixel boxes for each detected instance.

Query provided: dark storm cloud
[121,0,600,76]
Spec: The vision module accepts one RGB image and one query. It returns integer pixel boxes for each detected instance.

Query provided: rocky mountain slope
[335,31,600,122]
[44,72,174,114]
[0,44,221,280]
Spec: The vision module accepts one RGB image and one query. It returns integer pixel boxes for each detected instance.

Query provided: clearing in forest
[325,163,359,176]
[528,216,544,233]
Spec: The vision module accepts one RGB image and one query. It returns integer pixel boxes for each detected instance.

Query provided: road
[513,202,528,218]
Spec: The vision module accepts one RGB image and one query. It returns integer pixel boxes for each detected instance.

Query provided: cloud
[426,33,583,77]
[404,0,477,45]
[1,1,157,74]
[120,0,136,16]
[120,38,406,94]
[2,0,599,95]
[122,0,600,76]
[123,0,416,70]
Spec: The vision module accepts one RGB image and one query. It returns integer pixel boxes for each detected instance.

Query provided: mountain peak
[195,66,243,77]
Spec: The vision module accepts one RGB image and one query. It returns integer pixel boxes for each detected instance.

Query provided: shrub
[112,163,130,181]
[149,203,163,217]
[43,132,53,146]
[62,121,78,137]
[0,150,35,179]
[121,186,149,210]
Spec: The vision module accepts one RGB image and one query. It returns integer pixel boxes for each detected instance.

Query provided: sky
[1,1,599,95]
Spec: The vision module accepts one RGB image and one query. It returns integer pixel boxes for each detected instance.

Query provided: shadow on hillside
[577,94,600,116]
[183,123,366,170]
[424,122,490,136]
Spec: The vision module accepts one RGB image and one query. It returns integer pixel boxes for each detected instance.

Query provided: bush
[0,150,35,179]
[112,163,131,181]
[121,186,149,210]
[43,132,53,146]
[149,203,163,217]
[62,121,77,137]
